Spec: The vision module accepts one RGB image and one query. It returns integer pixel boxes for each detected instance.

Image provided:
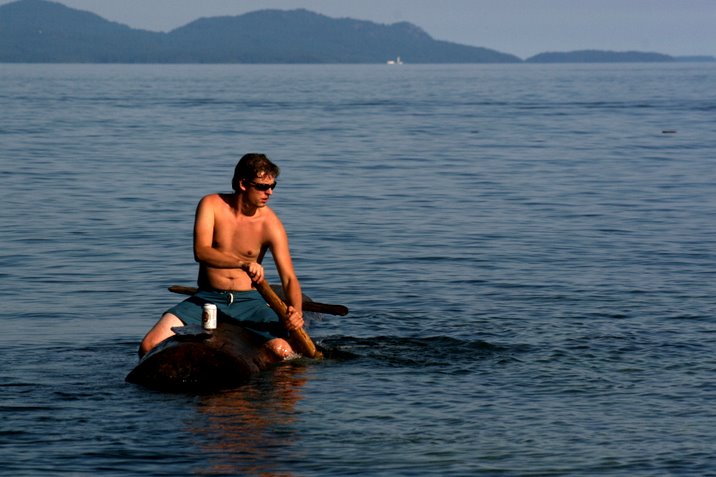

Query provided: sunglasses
[249,181,277,192]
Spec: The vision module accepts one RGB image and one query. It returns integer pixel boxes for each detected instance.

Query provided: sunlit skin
[139,173,304,359]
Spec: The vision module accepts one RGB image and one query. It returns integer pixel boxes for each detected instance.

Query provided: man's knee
[138,313,183,358]
[138,332,162,358]
[265,338,295,360]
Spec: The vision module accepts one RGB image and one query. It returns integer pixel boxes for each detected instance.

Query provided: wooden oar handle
[168,285,201,295]
[305,302,349,316]
[167,285,348,316]
[252,280,322,359]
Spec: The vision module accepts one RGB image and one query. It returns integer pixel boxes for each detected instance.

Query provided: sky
[2,0,714,58]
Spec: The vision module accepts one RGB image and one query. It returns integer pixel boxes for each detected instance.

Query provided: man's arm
[267,213,303,318]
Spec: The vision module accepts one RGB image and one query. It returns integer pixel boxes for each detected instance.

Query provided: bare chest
[213,211,267,260]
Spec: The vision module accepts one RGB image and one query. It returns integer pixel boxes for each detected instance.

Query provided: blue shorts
[165,289,287,341]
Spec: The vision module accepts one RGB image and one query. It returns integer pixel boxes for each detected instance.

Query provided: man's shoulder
[196,194,234,217]
[201,192,224,200]
[198,193,229,205]
[261,205,280,221]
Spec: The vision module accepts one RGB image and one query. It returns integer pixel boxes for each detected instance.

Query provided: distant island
[526,50,675,63]
[0,0,713,64]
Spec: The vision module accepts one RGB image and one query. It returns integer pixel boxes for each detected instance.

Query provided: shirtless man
[138,153,304,359]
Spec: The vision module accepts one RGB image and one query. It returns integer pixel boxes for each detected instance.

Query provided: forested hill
[526,50,676,63]
[2,0,710,64]
[0,0,520,63]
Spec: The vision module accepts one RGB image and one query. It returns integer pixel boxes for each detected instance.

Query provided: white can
[202,303,217,330]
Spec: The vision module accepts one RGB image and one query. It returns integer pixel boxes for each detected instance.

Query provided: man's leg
[138,313,184,358]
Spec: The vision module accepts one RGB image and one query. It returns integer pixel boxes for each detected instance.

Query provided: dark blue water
[1,63,715,476]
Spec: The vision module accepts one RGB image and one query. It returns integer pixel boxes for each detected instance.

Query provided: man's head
[232,153,280,192]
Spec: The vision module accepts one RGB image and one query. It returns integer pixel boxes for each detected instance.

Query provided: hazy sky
[3,0,714,58]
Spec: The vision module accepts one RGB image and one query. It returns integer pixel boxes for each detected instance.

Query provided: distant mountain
[2,1,709,64]
[0,0,521,63]
[166,9,521,63]
[526,50,676,63]
[674,55,716,62]
[0,0,165,62]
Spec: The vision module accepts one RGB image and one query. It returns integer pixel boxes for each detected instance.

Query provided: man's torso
[200,193,273,291]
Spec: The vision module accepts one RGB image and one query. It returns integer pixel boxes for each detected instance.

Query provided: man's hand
[285,306,304,331]
[242,262,265,284]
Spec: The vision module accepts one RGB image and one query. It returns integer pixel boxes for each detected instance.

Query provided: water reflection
[188,362,309,476]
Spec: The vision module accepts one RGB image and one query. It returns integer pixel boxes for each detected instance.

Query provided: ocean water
[1,62,715,476]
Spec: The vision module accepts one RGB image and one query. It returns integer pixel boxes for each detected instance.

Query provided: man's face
[245,174,277,207]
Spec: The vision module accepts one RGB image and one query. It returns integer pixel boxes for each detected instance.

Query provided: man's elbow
[193,248,207,264]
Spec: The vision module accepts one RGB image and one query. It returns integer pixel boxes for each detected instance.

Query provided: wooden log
[125,321,282,391]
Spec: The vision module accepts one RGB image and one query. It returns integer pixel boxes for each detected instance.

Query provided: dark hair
[231,153,280,192]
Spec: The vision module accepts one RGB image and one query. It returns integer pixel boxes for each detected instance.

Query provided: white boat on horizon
[386,56,403,65]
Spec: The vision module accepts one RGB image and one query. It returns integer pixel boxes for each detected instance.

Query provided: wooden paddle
[168,284,348,316]
[252,279,322,359]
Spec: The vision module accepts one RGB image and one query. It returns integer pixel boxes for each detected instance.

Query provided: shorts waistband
[197,288,260,305]
[208,288,255,294]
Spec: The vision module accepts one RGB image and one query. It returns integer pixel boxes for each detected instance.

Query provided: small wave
[319,335,525,369]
